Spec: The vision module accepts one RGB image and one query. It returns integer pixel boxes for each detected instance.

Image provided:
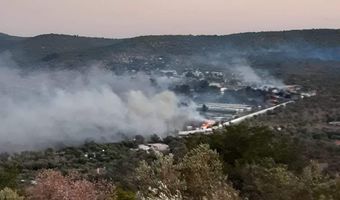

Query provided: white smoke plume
[232,59,285,88]
[0,55,201,152]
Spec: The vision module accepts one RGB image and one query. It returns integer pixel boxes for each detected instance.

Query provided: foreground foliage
[240,160,340,200]
[136,144,240,200]
[0,125,340,199]
[0,187,24,200]
[26,170,115,200]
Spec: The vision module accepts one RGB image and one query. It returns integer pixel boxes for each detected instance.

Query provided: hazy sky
[1,0,340,38]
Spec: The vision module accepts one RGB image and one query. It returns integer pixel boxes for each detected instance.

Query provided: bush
[26,169,116,200]
[136,144,240,200]
[0,187,24,200]
[116,187,136,200]
[241,160,340,200]
[0,166,19,190]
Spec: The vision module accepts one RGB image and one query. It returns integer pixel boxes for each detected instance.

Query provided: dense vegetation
[1,125,340,199]
[246,59,340,173]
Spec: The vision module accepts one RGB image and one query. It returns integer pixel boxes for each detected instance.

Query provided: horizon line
[1,27,339,40]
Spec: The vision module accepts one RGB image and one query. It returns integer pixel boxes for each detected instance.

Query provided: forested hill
[0,29,339,69]
[0,33,26,52]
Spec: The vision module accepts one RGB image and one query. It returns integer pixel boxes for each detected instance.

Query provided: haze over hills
[1,29,340,70]
[2,28,340,199]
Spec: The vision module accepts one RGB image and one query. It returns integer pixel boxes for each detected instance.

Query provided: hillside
[1,29,339,69]
[0,32,26,52]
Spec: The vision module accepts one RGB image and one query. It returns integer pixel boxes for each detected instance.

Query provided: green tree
[180,144,240,200]
[244,163,303,200]
[0,166,19,190]
[0,187,24,200]
[300,161,339,200]
[136,144,240,200]
[149,134,162,143]
[185,125,305,181]
[136,153,184,199]
[116,187,136,200]
[241,160,340,200]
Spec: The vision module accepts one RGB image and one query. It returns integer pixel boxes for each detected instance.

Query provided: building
[138,143,169,153]
[198,103,252,113]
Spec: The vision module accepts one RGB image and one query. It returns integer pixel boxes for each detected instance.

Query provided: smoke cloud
[0,55,201,152]
[231,59,285,88]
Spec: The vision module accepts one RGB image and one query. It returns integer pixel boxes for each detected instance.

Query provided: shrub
[0,187,24,200]
[26,169,115,200]
[136,144,240,200]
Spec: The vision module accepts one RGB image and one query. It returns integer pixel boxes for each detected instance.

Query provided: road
[178,101,294,136]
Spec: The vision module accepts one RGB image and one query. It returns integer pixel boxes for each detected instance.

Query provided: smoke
[235,65,262,85]
[163,51,285,88]
[0,55,201,152]
[231,59,285,88]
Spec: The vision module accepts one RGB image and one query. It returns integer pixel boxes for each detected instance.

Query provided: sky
[1,0,340,38]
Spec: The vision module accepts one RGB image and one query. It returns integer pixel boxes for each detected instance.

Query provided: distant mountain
[1,29,340,69]
[0,33,120,66]
[0,32,25,40]
[0,32,26,52]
